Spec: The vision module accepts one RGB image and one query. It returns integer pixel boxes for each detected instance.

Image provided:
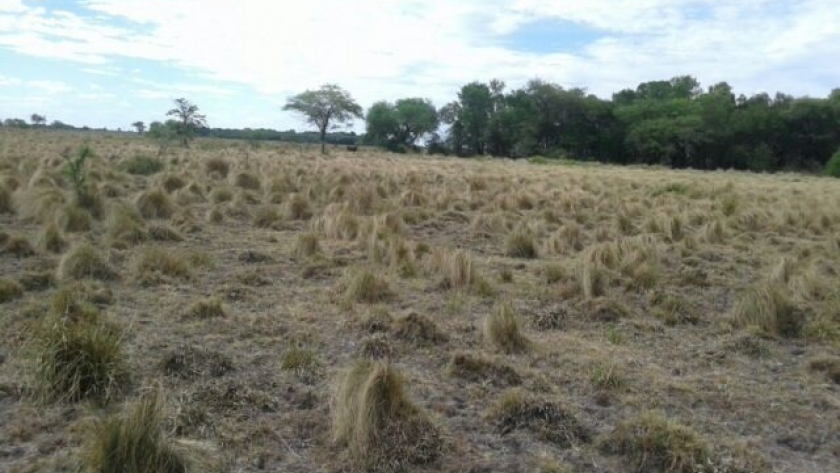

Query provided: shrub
[0,278,24,303]
[83,390,200,473]
[332,360,443,471]
[598,412,712,473]
[35,306,127,403]
[825,149,840,177]
[487,389,589,447]
[136,189,174,220]
[483,303,531,354]
[161,175,187,193]
[122,155,165,175]
[58,243,118,281]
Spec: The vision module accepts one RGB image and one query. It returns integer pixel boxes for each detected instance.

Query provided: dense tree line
[396,76,840,173]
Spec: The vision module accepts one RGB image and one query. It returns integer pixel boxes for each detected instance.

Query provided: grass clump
[505,229,539,259]
[358,334,394,360]
[57,203,93,232]
[294,232,321,257]
[392,313,448,346]
[122,154,164,175]
[731,282,802,337]
[284,192,313,220]
[332,360,443,472]
[281,346,322,378]
[589,360,625,391]
[809,356,840,384]
[0,184,13,213]
[147,224,184,242]
[58,243,118,281]
[598,411,712,473]
[186,298,227,319]
[343,268,392,304]
[136,189,174,220]
[37,221,67,253]
[134,248,190,285]
[106,204,147,247]
[35,303,127,403]
[0,278,24,303]
[205,157,230,178]
[83,390,201,473]
[448,353,521,386]
[252,206,281,228]
[484,303,531,354]
[487,389,590,447]
[234,172,261,190]
[3,235,36,257]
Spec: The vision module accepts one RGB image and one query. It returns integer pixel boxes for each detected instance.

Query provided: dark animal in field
[347,145,358,152]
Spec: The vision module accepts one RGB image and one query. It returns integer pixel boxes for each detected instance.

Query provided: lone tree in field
[30,113,46,126]
[283,84,363,154]
[166,98,207,148]
[131,121,146,134]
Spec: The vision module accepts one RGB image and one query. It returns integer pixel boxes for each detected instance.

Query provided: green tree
[826,149,840,177]
[30,113,46,126]
[283,84,363,154]
[365,98,438,151]
[165,98,207,148]
[131,121,146,134]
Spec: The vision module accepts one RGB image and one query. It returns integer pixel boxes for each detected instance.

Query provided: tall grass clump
[484,303,531,354]
[58,243,118,281]
[35,298,127,403]
[332,360,442,471]
[83,390,206,473]
[122,155,165,176]
[731,282,802,337]
[136,189,174,220]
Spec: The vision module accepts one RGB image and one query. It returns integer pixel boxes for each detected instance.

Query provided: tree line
[4,75,839,173]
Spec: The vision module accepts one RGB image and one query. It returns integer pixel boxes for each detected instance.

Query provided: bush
[825,149,840,177]
[122,155,165,175]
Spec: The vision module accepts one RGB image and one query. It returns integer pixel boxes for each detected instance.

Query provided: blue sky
[1,0,838,131]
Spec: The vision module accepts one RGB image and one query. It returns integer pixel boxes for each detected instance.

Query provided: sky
[0,0,839,131]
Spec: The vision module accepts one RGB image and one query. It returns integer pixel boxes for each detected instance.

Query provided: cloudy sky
[1,0,838,131]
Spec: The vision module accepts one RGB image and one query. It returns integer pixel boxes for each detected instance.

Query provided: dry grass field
[1,129,839,473]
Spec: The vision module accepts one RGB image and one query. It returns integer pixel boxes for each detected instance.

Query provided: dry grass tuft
[234,172,261,190]
[35,301,127,403]
[731,282,802,337]
[106,204,147,247]
[598,411,712,473]
[0,184,12,214]
[0,277,24,303]
[136,189,174,220]
[294,232,321,257]
[252,206,282,228]
[392,313,448,345]
[161,174,187,193]
[37,221,67,253]
[343,268,392,304]
[285,193,313,220]
[57,203,93,232]
[2,235,36,257]
[312,203,360,240]
[186,298,227,319]
[487,389,590,447]
[484,303,531,354]
[83,389,207,473]
[147,224,185,242]
[205,157,230,178]
[448,353,521,386]
[332,360,443,471]
[133,247,190,285]
[58,243,118,281]
[505,229,539,259]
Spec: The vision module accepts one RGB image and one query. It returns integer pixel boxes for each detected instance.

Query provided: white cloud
[0,0,838,129]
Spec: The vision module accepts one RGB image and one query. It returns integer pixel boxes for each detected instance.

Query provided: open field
[1,129,839,473]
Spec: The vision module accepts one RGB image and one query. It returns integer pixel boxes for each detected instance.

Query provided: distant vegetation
[3,75,840,174]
